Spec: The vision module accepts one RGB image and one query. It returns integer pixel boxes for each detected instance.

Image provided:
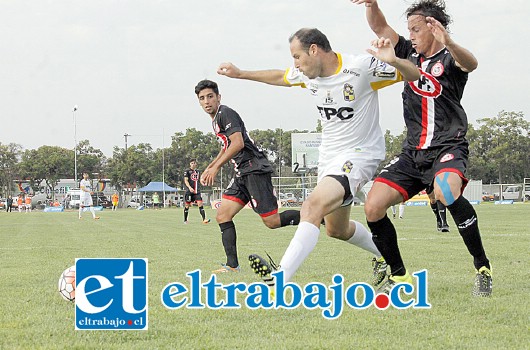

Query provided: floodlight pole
[73,105,78,186]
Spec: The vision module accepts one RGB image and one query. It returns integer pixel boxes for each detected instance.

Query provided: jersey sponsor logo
[409,69,443,98]
[342,68,360,77]
[190,171,199,182]
[431,62,444,77]
[440,153,455,163]
[343,83,355,102]
[317,106,355,121]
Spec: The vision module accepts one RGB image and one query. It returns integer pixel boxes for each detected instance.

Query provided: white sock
[79,206,83,218]
[391,205,396,215]
[399,204,405,218]
[346,221,381,257]
[90,206,96,218]
[279,221,320,282]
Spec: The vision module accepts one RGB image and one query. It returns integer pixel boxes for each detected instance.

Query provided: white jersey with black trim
[283,53,402,159]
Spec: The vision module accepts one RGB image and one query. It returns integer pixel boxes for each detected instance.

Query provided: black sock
[367,215,406,276]
[447,196,490,270]
[219,221,238,268]
[437,201,448,226]
[184,207,189,221]
[279,210,300,226]
[199,206,206,220]
[431,202,441,227]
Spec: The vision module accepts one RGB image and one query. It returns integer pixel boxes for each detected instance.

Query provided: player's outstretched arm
[426,16,478,72]
[367,37,420,82]
[217,62,289,87]
[352,0,399,46]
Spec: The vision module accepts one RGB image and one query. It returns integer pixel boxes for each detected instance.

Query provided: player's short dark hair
[190,158,197,163]
[289,28,332,53]
[406,0,452,30]
[195,80,219,96]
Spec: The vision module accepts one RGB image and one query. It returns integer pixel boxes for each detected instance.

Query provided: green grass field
[1,203,529,349]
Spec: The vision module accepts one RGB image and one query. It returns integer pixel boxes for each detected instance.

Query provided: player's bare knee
[364,199,385,222]
[325,227,345,239]
[263,219,278,229]
[300,198,324,223]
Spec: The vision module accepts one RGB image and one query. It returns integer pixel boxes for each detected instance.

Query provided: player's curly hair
[195,79,219,96]
[406,0,452,30]
[289,28,332,53]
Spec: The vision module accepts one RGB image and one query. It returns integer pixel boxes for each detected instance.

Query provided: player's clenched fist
[217,62,241,78]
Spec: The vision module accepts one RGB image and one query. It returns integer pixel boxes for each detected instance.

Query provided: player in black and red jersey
[183,159,210,224]
[194,79,300,274]
[354,0,492,297]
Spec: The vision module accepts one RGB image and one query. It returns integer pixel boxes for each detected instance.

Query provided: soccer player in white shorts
[79,172,100,220]
[218,28,420,286]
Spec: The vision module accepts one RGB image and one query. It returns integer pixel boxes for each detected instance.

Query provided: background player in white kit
[218,28,419,287]
[79,172,100,220]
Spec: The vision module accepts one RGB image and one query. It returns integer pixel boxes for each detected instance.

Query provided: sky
[1,0,529,157]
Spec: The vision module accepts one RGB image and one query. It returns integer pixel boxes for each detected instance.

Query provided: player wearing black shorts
[194,79,300,273]
[183,159,209,224]
[358,0,492,296]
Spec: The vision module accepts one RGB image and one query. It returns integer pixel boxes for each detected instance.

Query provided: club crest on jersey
[341,161,353,174]
[409,69,443,98]
[190,172,199,181]
[343,83,355,102]
[440,153,455,163]
[431,62,444,77]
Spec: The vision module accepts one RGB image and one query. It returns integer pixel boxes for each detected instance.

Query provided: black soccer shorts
[375,143,469,201]
[185,192,203,204]
[222,172,278,217]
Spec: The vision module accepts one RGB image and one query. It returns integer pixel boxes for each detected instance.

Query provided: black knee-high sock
[219,221,238,268]
[199,206,206,220]
[447,196,490,270]
[184,207,189,221]
[431,202,441,227]
[279,210,300,226]
[367,215,406,276]
[437,201,448,226]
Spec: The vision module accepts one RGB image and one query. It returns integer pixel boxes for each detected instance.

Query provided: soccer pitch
[1,204,528,349]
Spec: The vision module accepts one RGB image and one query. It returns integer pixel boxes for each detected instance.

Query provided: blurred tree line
[0,110,528,196]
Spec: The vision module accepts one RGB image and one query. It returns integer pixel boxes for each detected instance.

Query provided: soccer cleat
[203,218,211,224]
[248,253,278,288]
[392,213,396,219]
[472,266,492,297]
[184,221,188,224]
[212,264,240,273]
[94,216,100,220]
[376,271,413,295]
[372,257,388,286]
[440,225,450,232]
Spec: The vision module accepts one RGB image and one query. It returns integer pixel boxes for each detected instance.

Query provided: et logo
[75,258,148,330]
